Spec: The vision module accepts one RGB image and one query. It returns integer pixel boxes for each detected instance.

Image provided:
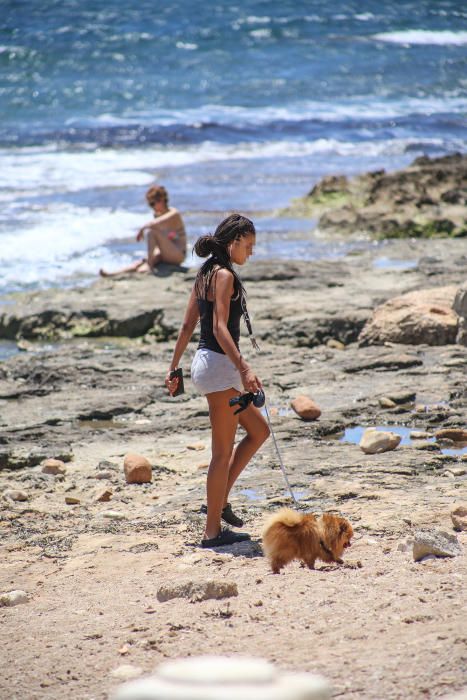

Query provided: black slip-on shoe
[201,527,251,549]
[221,503,244,527]
[200,503,244,528]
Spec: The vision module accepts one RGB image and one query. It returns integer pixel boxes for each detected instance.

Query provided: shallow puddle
[241,488,263,501]
[0,341,19,361]
[340,425,467,456]
[373,257,418,271]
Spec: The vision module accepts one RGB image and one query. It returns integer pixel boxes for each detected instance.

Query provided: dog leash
[263,399,300,507]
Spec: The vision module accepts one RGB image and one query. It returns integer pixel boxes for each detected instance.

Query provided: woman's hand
[136,227,145,242]
[165,369,179,396]
[241,367,262,394]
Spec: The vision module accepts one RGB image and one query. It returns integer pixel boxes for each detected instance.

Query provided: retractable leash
[238,296,300,506]
[263,399,300,507]
[229,390,299,506]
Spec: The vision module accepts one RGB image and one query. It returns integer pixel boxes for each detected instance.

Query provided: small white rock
[102,511,127,520]
[41,458,67,475]
[359,429,401,454]
[410,431,431,440]
[110,664,144,681]
[3,489,29,502]
[397,537,414,553]
[0,590,29,607]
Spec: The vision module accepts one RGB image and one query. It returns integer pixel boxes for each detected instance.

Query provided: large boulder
[359,286,459,346]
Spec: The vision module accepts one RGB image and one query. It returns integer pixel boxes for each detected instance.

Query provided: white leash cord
[264,400,299,507]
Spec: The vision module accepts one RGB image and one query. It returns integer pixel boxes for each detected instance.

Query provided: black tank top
[197,294,243,354]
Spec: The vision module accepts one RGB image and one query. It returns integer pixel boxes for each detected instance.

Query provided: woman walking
[165,214,269,548]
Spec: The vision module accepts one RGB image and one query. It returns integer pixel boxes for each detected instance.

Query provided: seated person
[100,185,186,277]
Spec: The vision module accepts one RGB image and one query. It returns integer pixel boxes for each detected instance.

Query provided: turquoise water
[0,1,466,294]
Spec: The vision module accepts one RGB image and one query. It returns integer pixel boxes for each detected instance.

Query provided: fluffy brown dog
[262,508,353,574]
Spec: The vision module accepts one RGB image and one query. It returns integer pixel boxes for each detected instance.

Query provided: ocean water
[0,0,466,296]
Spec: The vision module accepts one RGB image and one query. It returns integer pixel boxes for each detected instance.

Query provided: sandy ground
[1,426,466,700]
[1,235,466,699]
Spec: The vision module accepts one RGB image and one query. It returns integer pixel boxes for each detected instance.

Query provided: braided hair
[193,214,256,300]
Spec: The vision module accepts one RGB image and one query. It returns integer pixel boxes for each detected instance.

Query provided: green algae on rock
[287,153,467,239]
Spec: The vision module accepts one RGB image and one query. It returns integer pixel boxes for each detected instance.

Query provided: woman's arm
[165,287,199,394]
[212,269,261,393]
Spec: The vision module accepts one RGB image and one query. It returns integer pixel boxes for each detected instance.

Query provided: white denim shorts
[191,348,242,395]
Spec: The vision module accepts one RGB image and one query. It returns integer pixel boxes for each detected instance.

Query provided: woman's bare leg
[99,259,150,277]
[224,403,269,505]
[147,230,185,267]
[204,388,239,539]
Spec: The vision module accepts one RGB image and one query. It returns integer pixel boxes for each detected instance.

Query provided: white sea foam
[0,204,143,286]
[355,13,375,21]
[67,94,467,132]
[373,30,467,46]
[249,28,272,39]
[175,41,198,50]
[0,137,444,210]
[0,148,154,193]
[1,135,457,205]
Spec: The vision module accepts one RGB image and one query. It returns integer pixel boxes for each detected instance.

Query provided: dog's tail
[262,507,304,535]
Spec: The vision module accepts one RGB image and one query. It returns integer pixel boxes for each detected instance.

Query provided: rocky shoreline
[286,153,466,240]
[1,184,466,698]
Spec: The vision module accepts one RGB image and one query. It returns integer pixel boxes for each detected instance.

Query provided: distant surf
[373,30,467,45]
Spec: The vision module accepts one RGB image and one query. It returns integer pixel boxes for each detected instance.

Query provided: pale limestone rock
[397,537,414,553]
[456,317,467,346]
[359,285,459,346]
[124,453,152,484]
[412,440,439,451]
[447,467,466,476]
[0,590,29,607]
[413,529,462,561]
[451,504,467,532]
[291,395,321,421]
[157,579,238,603]
[410,431,431,439]
[379,397,396,408]
[359,429,401,454]
[41,458,67,475]
[3,489,28,502]
[187,442,206,451]
[110,665,144,681]
[102,511,126,520]
[453,283,467,318]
